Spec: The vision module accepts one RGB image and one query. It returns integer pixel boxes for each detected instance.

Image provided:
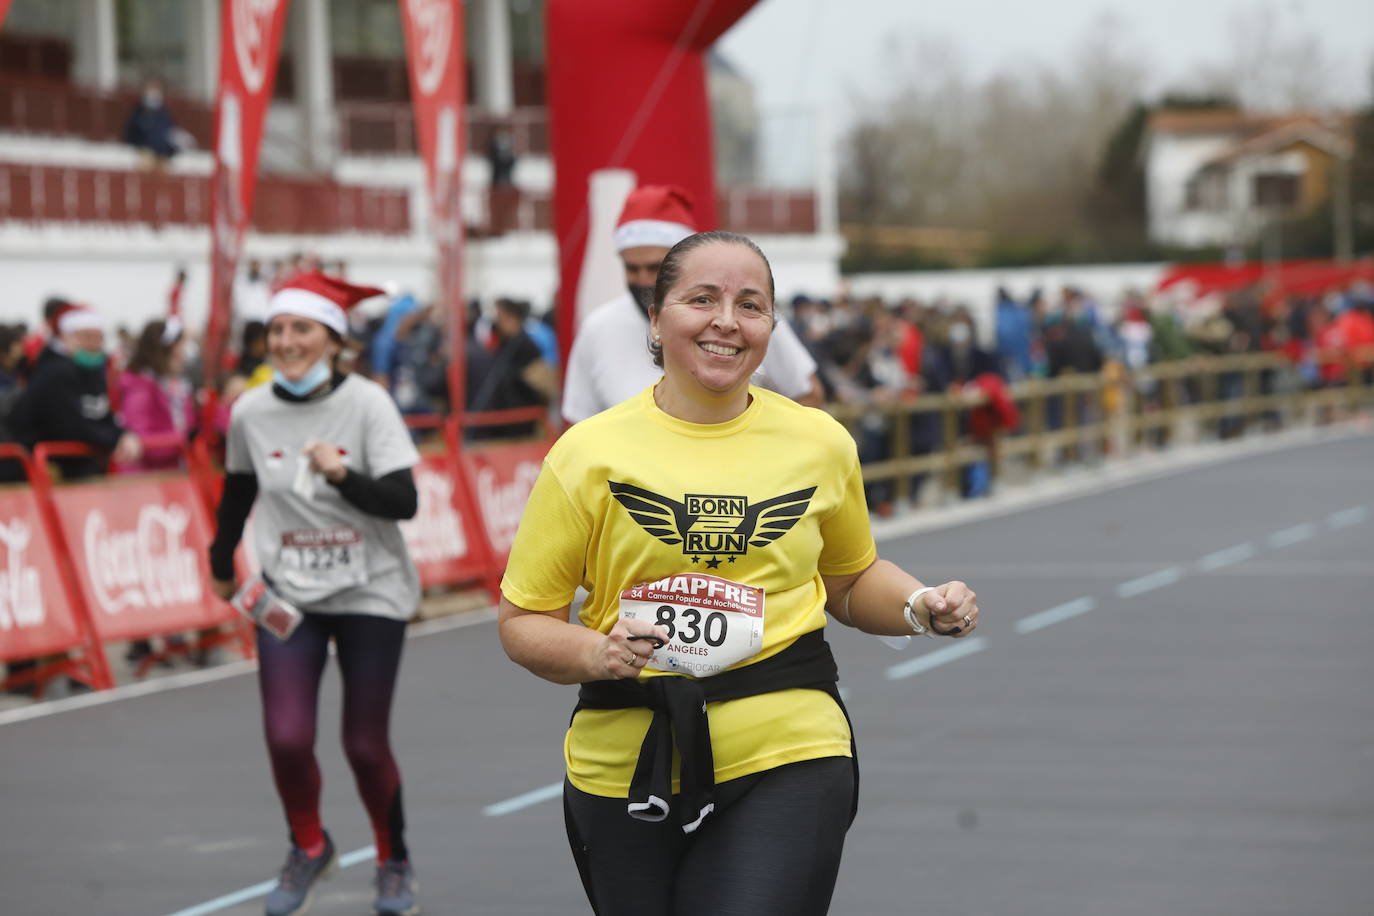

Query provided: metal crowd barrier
[829,347,1374,505]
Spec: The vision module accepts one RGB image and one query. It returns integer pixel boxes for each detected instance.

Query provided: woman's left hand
[302,440,347,483]
[925,581,979,638]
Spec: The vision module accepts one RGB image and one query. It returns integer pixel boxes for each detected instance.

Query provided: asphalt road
[1,433,1370,916]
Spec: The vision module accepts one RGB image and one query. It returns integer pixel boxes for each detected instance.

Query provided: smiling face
[649,240,774,415]
[267,314,338,382]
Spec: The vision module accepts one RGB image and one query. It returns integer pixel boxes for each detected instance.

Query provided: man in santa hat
[561,184,822,424]
[11,303,142,479]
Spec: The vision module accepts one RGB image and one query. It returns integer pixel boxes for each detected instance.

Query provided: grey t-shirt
[227,375,421,620]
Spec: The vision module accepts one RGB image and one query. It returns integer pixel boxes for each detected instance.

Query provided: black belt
[574,629,858,833]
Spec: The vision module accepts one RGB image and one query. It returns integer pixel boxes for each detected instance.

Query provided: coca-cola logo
[0,519,44,630]
[400,467,468,564]
[477,461,542,552]
[405,0,453,96]
[233,0,282,94]
[83,506,202,615]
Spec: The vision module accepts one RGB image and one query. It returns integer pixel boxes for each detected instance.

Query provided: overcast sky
[717,0,1374,116]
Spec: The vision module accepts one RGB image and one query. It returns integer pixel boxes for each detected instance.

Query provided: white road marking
[1197,543,1255,571]
[1327,506,1367,529]
[884,637,988,680]
[483,782,564,817]
[1016,597,1095,634]
[1116,566,1183,598]
[1268,523,1316,548]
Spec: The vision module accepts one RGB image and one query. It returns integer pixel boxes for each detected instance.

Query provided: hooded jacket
[13,343,125,479]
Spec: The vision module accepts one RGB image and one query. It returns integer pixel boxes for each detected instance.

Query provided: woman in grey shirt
[209,272,422,916]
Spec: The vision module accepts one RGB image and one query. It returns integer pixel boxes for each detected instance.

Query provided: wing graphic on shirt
[608,481,691,546]
[736,486,817,547]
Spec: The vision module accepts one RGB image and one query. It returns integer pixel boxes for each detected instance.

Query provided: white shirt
[561,291,818,424]
[227,375,421,619]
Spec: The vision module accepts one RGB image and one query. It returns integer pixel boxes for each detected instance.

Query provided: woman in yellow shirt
[498,231,979,915]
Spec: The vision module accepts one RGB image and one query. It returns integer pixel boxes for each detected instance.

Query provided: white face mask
[949,324,971,346]
[272,358,331,396]
[143,90,163,107]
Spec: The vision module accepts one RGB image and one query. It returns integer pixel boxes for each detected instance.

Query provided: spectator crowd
[4,257,1373,496]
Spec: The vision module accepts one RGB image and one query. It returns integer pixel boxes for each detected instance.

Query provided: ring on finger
[623,653,636,665]
[963,614,973,628]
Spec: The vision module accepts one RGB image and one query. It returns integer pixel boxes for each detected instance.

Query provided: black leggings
[256,612,409,861]
[564,756,854,916]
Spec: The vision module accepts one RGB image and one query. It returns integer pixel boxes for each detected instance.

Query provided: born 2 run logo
[608,481,817,567]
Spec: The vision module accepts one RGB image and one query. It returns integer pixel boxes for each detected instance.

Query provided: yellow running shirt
[501,385,877,797]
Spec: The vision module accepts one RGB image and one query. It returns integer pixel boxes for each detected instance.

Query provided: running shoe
[373,859,420,915]
[264,833,337,916]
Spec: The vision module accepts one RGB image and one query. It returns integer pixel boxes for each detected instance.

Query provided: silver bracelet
[902,587,936,638]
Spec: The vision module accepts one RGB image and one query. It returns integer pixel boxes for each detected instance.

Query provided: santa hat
[613,185,697,252]
[265,271,386,336]
[161,315,184,346]
[54,304,104,335]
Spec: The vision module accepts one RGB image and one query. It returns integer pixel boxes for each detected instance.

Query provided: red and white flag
[398,0,467,412]
[205,0,291,385]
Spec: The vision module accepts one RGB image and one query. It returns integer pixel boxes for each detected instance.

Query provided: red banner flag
[398,0,467,415]
[0,1,13,31]
[205,0,291,387]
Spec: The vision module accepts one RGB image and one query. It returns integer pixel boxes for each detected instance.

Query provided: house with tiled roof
[1144,108,1353,249]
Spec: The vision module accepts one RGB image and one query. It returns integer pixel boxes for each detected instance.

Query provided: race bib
[619,573,764,678]
[277,527,368,594]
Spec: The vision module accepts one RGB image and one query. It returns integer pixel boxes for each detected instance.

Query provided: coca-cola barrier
[32,441,255,680]
[453,411,555,568]
[401,416,501,596]
[0,444,114,694]
[1,418,550,693]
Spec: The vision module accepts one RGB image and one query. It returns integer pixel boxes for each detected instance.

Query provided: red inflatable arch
[546,0,760,366]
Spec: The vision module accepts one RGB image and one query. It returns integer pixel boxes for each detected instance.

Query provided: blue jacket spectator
[123,80,178,161]
[995,287,1034,381]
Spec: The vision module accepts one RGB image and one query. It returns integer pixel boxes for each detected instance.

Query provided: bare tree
[839,13,1148,257]
[1185,2,1337,111]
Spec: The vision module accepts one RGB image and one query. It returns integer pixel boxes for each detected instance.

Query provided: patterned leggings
[256,612,409,862]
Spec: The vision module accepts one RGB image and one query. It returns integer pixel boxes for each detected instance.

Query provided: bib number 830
[654,604,728,647]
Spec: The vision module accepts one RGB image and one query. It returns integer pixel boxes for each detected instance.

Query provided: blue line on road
[484,782,563,817]
[884,637,987,680]
[1328,506,1367,529]
[1116,566,1183,598]
[1268,523,1316,548]
[1016,597,1095,634]
[1197,542,1255,572]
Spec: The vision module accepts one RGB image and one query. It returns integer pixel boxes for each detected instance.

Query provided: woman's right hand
[593,619,672,680]
[211,577,236,601]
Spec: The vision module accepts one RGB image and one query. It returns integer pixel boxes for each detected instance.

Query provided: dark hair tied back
[647,231,776,369]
